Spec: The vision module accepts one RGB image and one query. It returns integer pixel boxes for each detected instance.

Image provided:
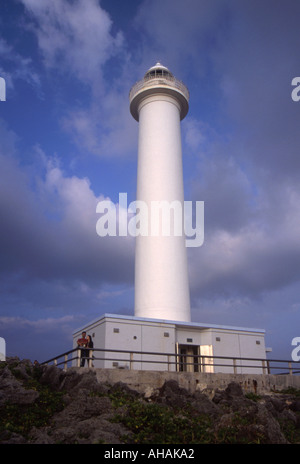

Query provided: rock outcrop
[1,357,300,444]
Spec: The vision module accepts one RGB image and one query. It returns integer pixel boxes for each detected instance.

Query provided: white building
[72,63,268,374]
[73,314,267,374]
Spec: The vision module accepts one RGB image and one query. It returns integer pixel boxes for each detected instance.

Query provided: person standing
[77,331,88,367]
[87,335,94,367]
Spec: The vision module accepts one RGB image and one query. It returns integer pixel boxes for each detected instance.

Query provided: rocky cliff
[1,357,300,444]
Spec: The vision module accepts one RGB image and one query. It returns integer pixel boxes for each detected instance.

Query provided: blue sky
[1,0,300,363]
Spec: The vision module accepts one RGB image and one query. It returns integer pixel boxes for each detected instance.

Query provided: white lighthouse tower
[129,62,191,323]
[73,63,267,374]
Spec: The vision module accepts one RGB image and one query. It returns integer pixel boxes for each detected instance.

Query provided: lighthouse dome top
[129,62,189,121]
[144,62,174,80]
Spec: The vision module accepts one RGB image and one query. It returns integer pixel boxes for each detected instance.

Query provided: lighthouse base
[73,314,268,374]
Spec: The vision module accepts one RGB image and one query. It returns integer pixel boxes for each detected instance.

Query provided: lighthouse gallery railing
[129,75,190,103]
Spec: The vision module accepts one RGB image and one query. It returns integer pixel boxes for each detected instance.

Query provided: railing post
[77,349,81,368]
[288,361,293,375]
[130,352,133,370]
[64,354,68,371]
[175,343,179,372]
[233,358,237,374]
[88,350,93,368]
[167,355,171,371]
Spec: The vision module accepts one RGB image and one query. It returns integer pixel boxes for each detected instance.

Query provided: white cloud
[19,0,136,158]
[0,124,134,287]
[20,0,124,86]
[182,112,300,301]
[183,118,209,155]
[0,315,75,332]
[0,37,41,92]
[189,182,300,299]
[61,96,137,158]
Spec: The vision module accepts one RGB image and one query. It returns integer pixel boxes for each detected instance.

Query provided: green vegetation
[2,361,300,444]
[0,362,65,438]
[113,400,213,444]
[245,392,262,402]
[279,387,300,397]
[107,387,267,444]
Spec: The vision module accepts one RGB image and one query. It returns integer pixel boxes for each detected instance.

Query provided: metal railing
[41,347,300,375]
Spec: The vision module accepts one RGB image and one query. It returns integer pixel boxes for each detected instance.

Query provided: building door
[177,344,200,372]
[199,345,214,373]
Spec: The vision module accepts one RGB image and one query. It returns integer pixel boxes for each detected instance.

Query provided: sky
[1,0,300,363]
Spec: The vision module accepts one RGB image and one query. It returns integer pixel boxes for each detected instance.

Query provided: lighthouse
[73,64,267,374]
[129,62,191,323]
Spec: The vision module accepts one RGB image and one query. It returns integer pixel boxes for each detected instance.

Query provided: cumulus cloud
[188,176,300,301]
[141,0,300,308]
[3,0,300,361]
[19,0,136,158]
[11,0,300,306]
[0,122,135,291]
[20,0,124,85]
[61,91,137,158]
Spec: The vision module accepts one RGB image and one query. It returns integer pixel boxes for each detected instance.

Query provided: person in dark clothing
[85,335,94,367]
[87,335,93,349]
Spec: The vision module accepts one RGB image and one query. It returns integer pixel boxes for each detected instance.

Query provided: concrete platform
[72,367,300,396]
